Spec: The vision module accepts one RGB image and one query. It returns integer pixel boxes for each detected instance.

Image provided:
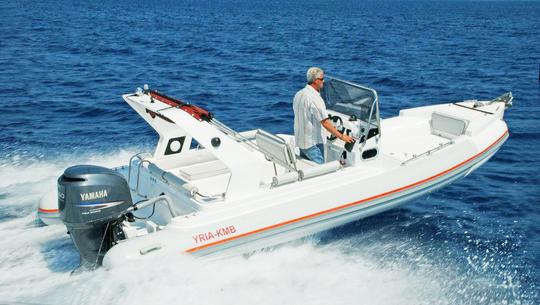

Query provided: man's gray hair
[306,67,324,84]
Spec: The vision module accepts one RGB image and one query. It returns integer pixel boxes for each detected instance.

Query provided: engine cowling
[58,165,133,270]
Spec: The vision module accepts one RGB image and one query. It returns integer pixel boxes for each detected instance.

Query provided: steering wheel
[327,115,346,141]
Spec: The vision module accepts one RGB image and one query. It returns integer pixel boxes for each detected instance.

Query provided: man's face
[314,73,325,91]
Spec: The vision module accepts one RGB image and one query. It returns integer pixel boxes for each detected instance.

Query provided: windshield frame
[321,76,381,149]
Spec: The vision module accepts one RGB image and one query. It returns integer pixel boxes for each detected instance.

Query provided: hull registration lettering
[193,226,237,244]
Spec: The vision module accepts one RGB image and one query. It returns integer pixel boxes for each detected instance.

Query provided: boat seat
[255,129,297,172]
[430,112,469,139]
[277,134,317,169]
[177,160,230,181]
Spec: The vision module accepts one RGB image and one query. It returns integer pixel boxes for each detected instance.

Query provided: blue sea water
[0,0,539,304]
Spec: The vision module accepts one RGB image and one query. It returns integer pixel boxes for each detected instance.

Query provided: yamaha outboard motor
[58,165,132,270]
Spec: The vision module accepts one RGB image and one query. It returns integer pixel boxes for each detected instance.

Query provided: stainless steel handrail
[210,118,261,152]
[359,95,380,153]
[193,191,226,202]
[145,162,226,203]
[400,141,454,166]
[127,152,152,198]
[128,153,148,186]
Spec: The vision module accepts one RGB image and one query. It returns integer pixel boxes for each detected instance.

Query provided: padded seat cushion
[177,160,230,180]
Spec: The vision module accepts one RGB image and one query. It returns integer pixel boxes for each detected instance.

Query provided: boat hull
[36,87,512,268]
[103,126,508,266]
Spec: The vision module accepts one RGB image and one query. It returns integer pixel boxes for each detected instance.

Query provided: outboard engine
[58,165,133,270]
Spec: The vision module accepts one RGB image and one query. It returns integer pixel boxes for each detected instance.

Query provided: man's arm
[321,119,354,143]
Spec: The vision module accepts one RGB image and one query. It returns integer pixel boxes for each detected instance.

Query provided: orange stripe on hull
[38,208,59,213]
[186,130,509,253]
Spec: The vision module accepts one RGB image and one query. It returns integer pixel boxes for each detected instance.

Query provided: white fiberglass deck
[380,116,453,163]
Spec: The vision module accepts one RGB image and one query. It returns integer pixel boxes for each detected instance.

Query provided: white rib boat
[38,77,513,269]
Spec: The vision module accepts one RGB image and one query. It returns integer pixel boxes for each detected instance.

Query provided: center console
[324,111,379,166]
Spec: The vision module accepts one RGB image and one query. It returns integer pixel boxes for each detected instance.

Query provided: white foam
[0,149,138,212]
[0,232,448,305]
